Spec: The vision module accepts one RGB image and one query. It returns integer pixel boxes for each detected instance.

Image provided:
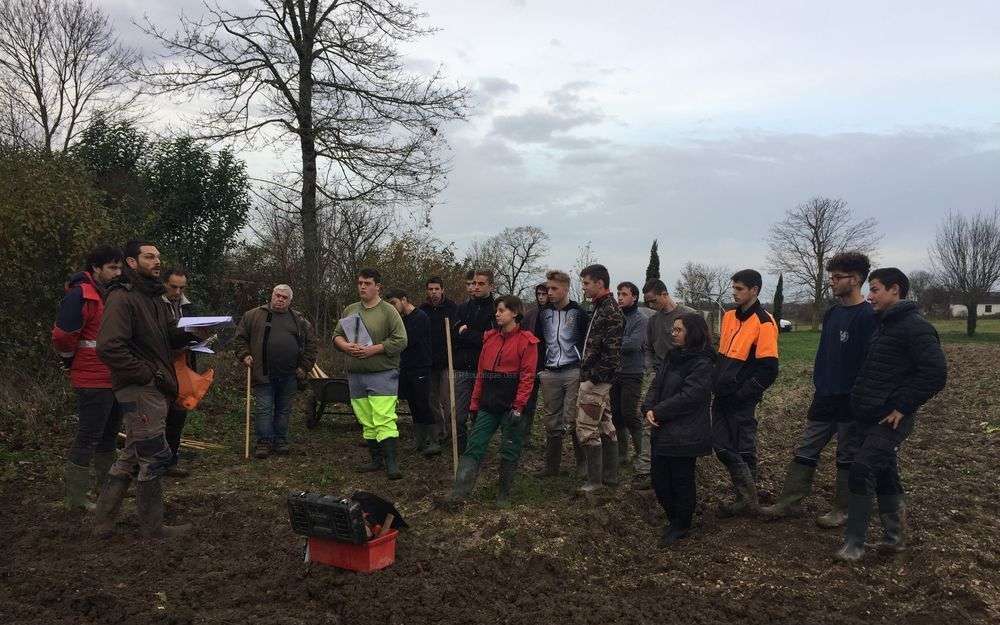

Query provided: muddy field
[2,341,998,625]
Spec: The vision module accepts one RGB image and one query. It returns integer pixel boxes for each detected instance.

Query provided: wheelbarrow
[305,377,355,429]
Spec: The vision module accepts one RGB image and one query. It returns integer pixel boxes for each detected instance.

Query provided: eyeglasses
[828,274,853,282]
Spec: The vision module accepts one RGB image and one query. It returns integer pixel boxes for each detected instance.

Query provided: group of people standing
[54,239,947,561]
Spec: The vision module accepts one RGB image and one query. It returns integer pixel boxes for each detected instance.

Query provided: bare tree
[571,240,597,303]
[0,0,140,152]
[930,210,1000,336]
[907,269,937,313]
[140,1,468,318]
[767,197,881,328]
[675,261,730,309]
[466,226,549,297]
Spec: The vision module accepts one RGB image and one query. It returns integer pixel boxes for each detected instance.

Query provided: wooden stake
[245,366,252,460]
[445,317,459,478]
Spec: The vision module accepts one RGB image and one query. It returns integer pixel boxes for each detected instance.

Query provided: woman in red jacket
[446,295,539,508]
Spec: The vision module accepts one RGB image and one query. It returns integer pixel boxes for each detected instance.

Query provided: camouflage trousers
[109,383,173,482]
[575,380,616,447]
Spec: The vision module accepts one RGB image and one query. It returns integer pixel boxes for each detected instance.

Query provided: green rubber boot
[761,460,815,520]
[64,462,96,512]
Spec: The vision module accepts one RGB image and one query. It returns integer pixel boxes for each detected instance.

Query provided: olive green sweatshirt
[334,299,408,373]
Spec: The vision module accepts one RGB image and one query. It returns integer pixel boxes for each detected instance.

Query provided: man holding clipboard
[334,268,408,480]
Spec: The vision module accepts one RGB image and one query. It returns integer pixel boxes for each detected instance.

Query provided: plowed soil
[2,343,998,625]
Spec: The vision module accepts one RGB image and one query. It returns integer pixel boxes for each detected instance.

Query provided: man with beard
[93,241,198,539]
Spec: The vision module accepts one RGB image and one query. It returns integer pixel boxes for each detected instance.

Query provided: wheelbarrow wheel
[306,400,320,430]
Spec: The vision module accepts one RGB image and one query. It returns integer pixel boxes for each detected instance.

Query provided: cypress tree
[645,239,660,283]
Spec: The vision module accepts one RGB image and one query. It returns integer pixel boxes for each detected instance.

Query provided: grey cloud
[435,127,1000,298]
[490,80,605,145]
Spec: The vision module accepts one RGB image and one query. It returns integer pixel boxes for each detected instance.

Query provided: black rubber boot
[357,439,383,473]
[834,492,873,562]
[413,424,428,453]
[538,436,562,477]
[868,494,906,552]
[660,524,690,548]
[137,478,191,539]
[817,467,850,528]
[64,462,96,512]
[601,435,619,487]
[496,459,516,508]
[441,455,481,509]
[761,461,815,520]
[629,426,643,465]
[419,425,442,456]
[571,432,587,478]
[717,456,759,518]
[576,445,604,496]
[382,437,402,480]
[91,451,116,496]
[92,474,131,538]
[616,430,631,468]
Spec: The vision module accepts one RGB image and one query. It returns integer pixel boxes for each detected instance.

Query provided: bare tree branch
[930,209,1000,336]
[767,197,881,328]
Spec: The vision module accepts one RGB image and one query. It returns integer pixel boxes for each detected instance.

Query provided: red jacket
[470,328,539,414]
[51,272,112,388]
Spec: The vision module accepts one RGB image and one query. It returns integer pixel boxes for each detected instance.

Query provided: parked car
[779,319,794,333]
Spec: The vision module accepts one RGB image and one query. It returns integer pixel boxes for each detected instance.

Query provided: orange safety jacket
[715,300,779,402]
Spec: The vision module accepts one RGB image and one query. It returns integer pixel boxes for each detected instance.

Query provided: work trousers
[69,388,122,467]
[847,416,915,498]
[463,409,526,465]
[792,420,856,470]
[537,367,580,439]
[712,396,760,479]
[611,375,643,432]
[428,367,453,438]
[109,383,172,482]
[398,368,435,425]
[576,380,616,447]
[349,369,400,442]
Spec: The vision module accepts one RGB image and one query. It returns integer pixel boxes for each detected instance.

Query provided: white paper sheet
[177,316,233,329]
[339,313,373,346]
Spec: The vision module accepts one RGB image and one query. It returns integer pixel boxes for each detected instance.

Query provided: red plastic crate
[306,529,398,572]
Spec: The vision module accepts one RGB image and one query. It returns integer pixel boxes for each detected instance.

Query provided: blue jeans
[253,375,297,444]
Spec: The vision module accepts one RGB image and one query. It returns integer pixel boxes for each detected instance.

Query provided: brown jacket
[97,268,192,397]
[232,305,318,385]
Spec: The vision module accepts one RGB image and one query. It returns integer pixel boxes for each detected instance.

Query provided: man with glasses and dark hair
[634,279,693,488]
[762,252,877,528]
[713,269,779,518]
[835,267,946,562]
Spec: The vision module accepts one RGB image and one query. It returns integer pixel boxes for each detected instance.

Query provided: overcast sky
[107,0,1000,300]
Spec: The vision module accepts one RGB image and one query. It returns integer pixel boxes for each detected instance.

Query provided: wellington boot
[866,494,906,552]
[137,478,191,539]
[413,424,428,453]
[571,432,587,478]
[537,437,562,477]
[760,461,815,520]
[717,458,759,518]
[660,524,689,548]
[91,451,116,496]
[629,426,643,465]
[92,474,131,539]
[833,492,873,563]
[420,425,442,456]
[496,459,516,508]
[816,467,850,528]
[382,437,402,480]
[357,439,384,473]
[64,462,96,512]
[617,431,631,468]
[601,435,620,487]
[445,455,481,507]
[576,445,604,496]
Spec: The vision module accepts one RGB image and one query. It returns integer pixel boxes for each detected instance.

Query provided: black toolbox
[286,491,369,544]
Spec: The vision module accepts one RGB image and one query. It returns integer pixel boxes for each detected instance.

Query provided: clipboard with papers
[339,313,374,347]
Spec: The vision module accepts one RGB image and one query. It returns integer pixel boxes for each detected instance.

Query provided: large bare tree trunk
[966,299,978,337]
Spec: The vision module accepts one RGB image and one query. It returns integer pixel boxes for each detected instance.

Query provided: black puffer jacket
[641,346,716,457]
[850,300,947,424]
[452,294,496,371]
